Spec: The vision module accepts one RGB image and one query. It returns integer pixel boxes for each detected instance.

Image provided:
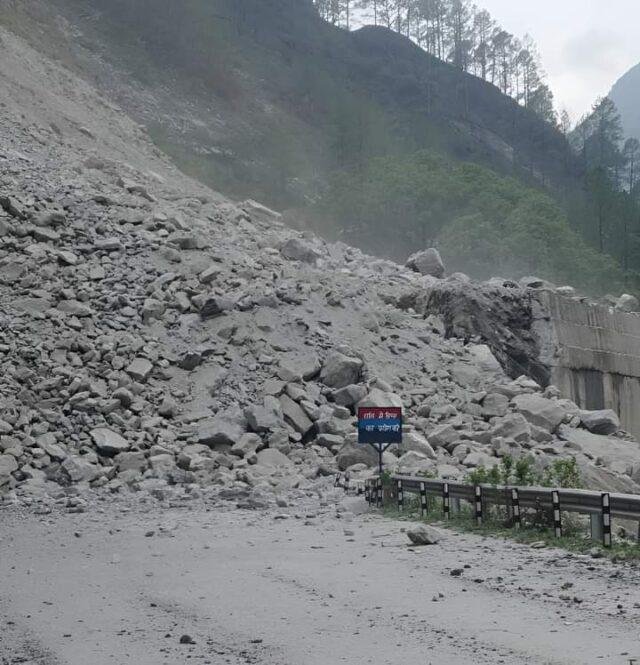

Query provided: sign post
[357,407,403,477]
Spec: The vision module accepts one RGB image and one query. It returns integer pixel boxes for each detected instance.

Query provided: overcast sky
[479,0,640,121]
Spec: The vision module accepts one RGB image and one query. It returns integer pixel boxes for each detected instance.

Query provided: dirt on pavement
[0,493,639,665]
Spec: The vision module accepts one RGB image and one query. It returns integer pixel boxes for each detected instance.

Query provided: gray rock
[115,451,148,472]
[333,384,368,408]
[279,394,313,435]
[126,357,153,382]
[406,248,445,278]
[356,387,403,410]
[336,441,378,470]
[195,409,246,447]
[57,300,93,317]
[578,409,620,435]
[316,433,344,449]
[231,433,263,458]
[513,394,566,432]
[428,424,458,449]
[90,428,130,455]
[61,456,101,483]
[198,295,234,319]
[407,524,440,546]
[491,413,531,443]
[481,393,509,418]
[0,454,18,477]
[320,351,363,389]
[245,404,282,433]
[256,448,294,469]
[142,298,166,323]
[281,238,321,264]
[400,431,436,459]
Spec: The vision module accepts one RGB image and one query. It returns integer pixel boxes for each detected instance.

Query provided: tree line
[312,0,556,123]
[570,97,640,280]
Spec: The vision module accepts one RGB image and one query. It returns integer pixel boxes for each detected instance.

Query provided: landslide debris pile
[0,25,639,510]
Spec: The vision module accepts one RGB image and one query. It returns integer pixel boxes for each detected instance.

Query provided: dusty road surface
[1,493,639,665]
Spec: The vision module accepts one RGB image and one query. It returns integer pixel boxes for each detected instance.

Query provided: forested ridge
[313,0,557,124]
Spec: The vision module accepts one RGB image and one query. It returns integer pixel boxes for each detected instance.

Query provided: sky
[479,0,640,122]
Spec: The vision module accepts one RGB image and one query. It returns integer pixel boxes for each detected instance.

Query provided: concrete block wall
[534,292,640,438]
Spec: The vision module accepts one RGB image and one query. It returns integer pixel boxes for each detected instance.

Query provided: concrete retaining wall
[534,292,640,438]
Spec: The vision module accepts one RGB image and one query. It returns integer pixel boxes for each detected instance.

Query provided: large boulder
[578,409,620,436]
[333,384,368,408]
[320,351,363,389]
[400,431,436,459]
[395,451,435,475]
[481,393,509,418]
[245,404,282,433]
[407,525,441,546]
[427,424,458,449]
[406,248,445,278]
[356,387,403,410]
[256,448,294,469]
[490,413,531,444]
[195,409,246,447]
[90,428,130,456]
[512,394,566,432]
[280,238,321,264]
[336,441,378,470]
[278,394,313,435]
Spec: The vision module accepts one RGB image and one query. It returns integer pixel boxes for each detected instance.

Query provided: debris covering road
[1,495,639,665]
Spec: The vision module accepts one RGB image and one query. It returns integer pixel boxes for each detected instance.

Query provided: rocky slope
[1,22,639,512]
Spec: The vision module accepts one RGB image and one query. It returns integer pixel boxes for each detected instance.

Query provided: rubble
[0,23,639,512]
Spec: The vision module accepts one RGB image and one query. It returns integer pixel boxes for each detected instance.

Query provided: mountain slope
[610,62,640,140]
[0,0,578,209]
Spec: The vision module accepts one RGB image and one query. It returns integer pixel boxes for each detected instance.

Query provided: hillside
[610,62,640,141]
[0,1,639,507]
[0,0,578,209]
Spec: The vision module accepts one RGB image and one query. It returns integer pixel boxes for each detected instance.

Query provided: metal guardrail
[362,475,640,548]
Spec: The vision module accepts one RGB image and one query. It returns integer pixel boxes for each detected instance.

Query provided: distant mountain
[610,62,640,140]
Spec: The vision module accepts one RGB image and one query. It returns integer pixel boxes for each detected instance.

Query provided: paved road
[0,495,639,664]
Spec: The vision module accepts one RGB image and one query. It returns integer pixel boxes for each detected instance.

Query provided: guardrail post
[475,486,483,526]
[365,480,371,505]
[552,490,562,538]
[442,483,450,520]
[601,493,612,548]
[397,480,404,512]
[377,477,383,509]
[511,488,521,529]
[420,482,427,517]
[334,473,341,488]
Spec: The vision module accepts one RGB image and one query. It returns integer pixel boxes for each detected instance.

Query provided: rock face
[406,248,445,278]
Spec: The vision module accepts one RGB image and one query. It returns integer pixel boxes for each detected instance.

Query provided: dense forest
[310,0,640,294]
[570,97,640,279]
[313,0,557,124]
